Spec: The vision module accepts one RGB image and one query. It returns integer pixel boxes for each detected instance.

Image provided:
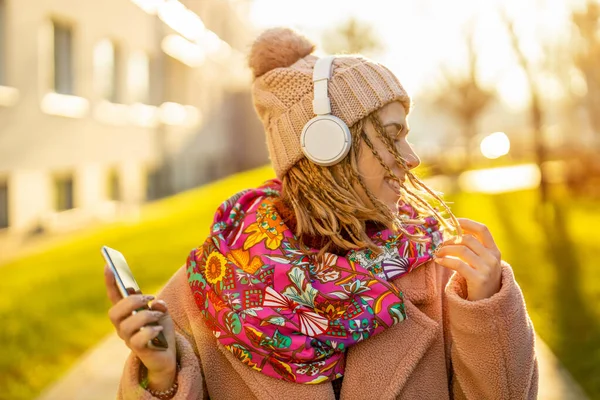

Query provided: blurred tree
[500,11,549,203]
[572,1,600,147]
[321,17,384,56]
[431,28,495,170]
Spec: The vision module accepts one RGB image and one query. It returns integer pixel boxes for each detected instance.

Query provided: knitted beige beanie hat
[248,27,411,179]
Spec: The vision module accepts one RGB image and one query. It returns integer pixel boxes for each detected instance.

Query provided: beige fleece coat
[117,259,538,399]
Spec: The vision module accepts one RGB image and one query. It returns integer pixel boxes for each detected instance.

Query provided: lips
[385,178,404,194]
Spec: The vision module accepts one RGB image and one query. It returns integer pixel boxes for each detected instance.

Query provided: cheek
[356,149,388,192]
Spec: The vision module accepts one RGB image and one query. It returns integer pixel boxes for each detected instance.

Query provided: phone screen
[102,246,141,298]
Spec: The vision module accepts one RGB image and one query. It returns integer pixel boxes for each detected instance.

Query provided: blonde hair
[281,108,462,255]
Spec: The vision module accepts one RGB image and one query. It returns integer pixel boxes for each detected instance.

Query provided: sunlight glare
[130,0,164,14]
[161,35,206,67]
[158,0,205,42]
[480,132,511,159]
[459,164,541,193]
[249,0,573,108]
[41,93,89,119]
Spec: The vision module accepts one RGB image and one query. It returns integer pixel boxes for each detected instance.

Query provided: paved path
[36,333,589,400]
[36,333,131,400]
[535,338,590,400]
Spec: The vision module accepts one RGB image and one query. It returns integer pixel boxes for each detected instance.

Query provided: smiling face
[353,101,420,211]
[282,100,437,253]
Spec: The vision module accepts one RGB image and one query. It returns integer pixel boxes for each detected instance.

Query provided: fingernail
[156,300,167,307]
[152,325,164,331]
[152,311,164,318]
[142,295,155,302]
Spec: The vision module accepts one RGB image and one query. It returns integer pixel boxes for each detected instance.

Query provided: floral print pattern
[187,179,443,384]
[204,251,228,284]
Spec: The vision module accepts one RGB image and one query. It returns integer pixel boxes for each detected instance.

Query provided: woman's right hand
[104,264,177,379]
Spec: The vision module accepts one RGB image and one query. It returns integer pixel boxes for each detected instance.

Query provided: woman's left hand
[434,218,503,301]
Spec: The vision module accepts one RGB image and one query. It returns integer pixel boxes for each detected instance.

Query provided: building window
[52,20,74,95]
[0,179,8,229]
[0,0,6,85]
[164,55,188,105]
[93,39,122,103]
[128,50,150,104]
[107,168,121,201]
[148,54,161,106]
[54,174,74,211]
[146,167,159,201]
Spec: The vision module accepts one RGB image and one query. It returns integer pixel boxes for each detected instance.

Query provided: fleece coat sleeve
[444,261,539,400]
[116,266,205,400]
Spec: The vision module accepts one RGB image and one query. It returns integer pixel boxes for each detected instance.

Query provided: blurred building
[0,0,267,242]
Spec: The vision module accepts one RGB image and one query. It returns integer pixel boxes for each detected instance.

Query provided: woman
[105,27,538,399]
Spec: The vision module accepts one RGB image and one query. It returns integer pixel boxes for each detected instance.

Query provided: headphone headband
[312,56,335,115]
[300,55,352,167]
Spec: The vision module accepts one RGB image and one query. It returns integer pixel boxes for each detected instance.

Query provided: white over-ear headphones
[300,56,352,166]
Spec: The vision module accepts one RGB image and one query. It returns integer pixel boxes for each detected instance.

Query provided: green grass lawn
[1,166,599,399]
[447,188,600,399]
[0,166,276,400]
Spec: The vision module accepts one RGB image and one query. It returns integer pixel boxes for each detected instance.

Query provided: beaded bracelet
[147,380,178,399]
[140,361,181,400]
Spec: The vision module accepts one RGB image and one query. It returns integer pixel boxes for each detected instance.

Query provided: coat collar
[221,260,440,399]
[394,259,439,306]
[341,261,440,399]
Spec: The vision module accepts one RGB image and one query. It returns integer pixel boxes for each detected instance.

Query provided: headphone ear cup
[300,115,352,166]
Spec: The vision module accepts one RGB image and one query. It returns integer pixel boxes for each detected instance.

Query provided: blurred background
[0,0,598,399]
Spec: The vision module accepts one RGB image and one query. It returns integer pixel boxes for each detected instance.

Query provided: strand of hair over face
[368,114,463,238]
[281,109,462,256]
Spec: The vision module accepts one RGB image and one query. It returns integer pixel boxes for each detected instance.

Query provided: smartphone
[101,246,168,350]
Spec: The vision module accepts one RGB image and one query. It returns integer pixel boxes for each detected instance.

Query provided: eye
[386,125,403,140]
[393,127,405,142]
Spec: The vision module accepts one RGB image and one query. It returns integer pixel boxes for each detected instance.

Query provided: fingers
[120,309,165,340]
[438,234,498,267]
[434,256,478,281]
[104,264,123,305]
[456,218,501,260]
[108,294,155,328]
[435,244,487,271]
[441,235,486,255]
[129,325,164,352]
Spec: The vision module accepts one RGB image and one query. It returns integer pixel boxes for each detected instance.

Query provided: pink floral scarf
[187,179,443,384]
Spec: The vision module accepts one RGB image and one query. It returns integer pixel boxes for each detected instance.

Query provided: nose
[398,142,420,170]
[404,153,420,170]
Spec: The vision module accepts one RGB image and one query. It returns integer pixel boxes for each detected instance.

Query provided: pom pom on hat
[248,27,315,78]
